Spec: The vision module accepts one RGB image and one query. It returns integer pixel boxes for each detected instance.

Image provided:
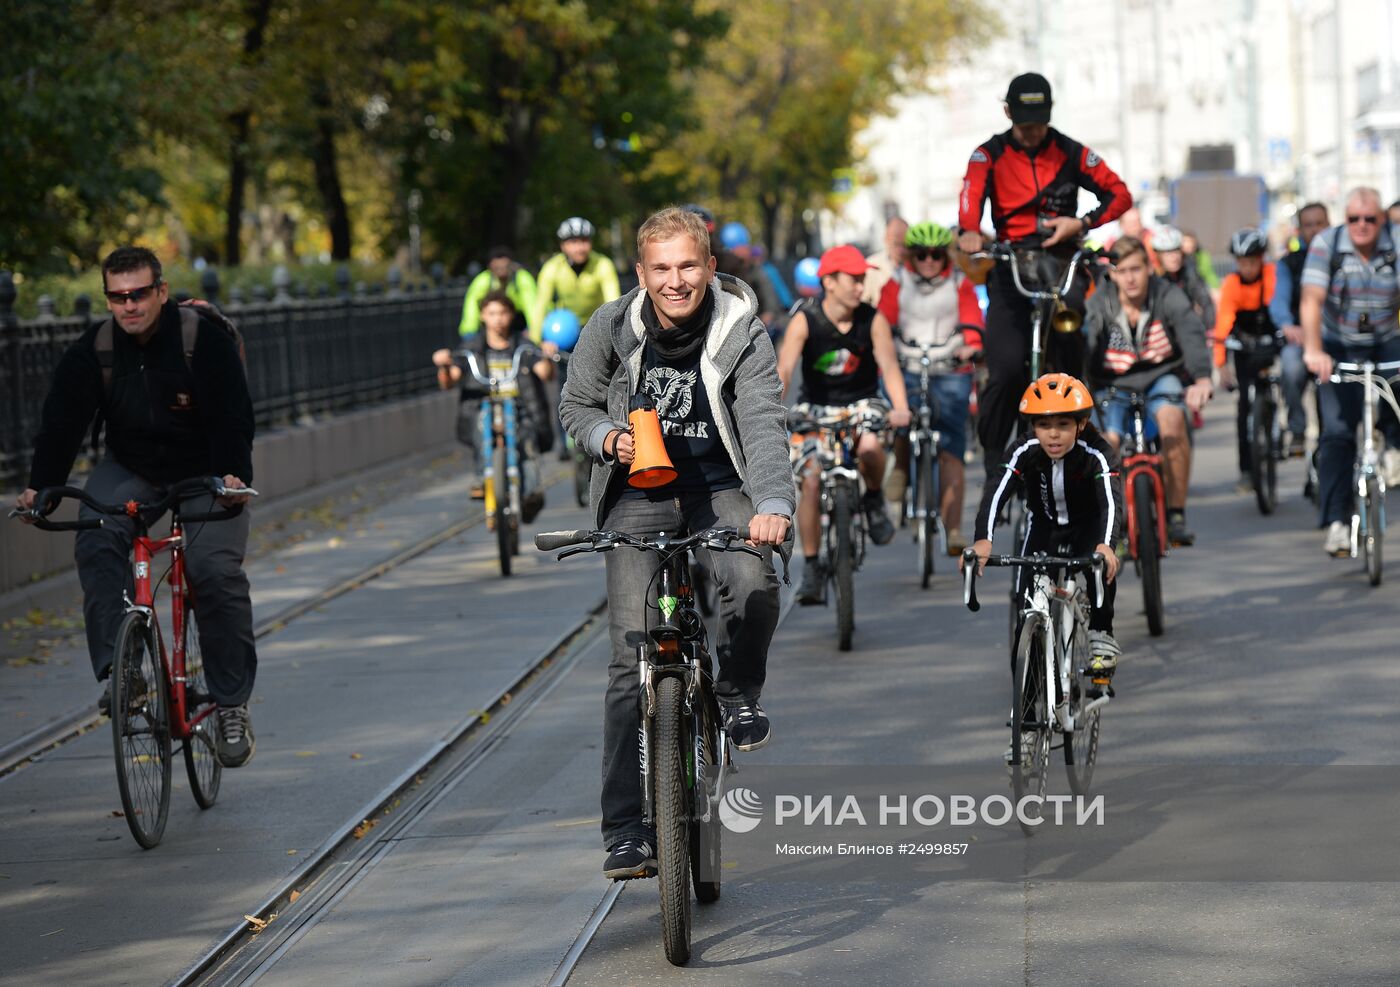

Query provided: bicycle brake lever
[961,549,981,612]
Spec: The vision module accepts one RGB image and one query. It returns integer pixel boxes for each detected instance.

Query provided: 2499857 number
[898,843,969,855]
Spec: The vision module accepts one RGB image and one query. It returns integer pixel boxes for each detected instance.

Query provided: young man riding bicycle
[875,222,984,553]
[776,245,912,603]
[965,373,1124,676]
[956,72,1132,474]
[559,206,792,880]
[15,246,258,768]
[1084,236,1213,546]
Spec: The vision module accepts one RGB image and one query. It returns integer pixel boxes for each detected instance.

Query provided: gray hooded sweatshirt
[560,273,797,526]
[1082,274,1212,393]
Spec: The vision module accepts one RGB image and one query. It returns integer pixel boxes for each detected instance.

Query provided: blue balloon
[720,222,751,249]
[541,308,582,351]
[794,256,821,296]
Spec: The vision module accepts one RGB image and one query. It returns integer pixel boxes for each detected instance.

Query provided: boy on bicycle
[777,244,911,604]
[433,291,554,521]
[965,373,1124,674]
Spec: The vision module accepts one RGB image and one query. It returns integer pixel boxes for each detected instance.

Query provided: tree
[655,0,990,252]
[0,1,162,272]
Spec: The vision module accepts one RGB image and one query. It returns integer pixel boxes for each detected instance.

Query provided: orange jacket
[1212,263,1276,366]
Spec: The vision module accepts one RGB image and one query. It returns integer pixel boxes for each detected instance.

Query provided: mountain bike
[1106,387,1167,637]
[1226,333,1285,515]
[902,345,970,588]
[1329,359,1400,585]
[536,525,789,965]
[11,476,258,848]
[457,347,539,576]
[963,548,1108,833]
[788,399,889,650]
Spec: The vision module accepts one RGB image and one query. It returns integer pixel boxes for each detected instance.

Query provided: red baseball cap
[816,244,869,278]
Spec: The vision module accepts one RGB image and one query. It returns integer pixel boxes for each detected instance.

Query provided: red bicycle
[12,476,257,847]
[1107,388,1167,637]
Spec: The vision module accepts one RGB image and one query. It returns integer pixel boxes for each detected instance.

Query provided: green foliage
[0,1,163,272]
[3,0,988,278]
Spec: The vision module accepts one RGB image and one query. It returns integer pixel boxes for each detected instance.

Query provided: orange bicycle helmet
[1019,373,1094,418]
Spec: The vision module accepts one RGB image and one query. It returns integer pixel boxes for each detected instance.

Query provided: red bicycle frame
[1121,453,1167,560]
[126,502,211,741]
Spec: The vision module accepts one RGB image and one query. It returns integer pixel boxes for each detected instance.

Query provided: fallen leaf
[350,753,363,760]
[295,751,318,757]
[244,915,269,933]
[110,810,125,818]
[274,565,287,574]
[351,819,377,839]
[289,889,302,903]
[287,849,297,855]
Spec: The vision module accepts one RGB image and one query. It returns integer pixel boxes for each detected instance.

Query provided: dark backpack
[90,299,247,449]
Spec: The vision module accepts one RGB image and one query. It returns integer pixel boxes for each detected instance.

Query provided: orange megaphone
[627,393,677,489]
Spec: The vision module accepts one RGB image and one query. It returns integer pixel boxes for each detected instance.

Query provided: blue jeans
[1316,336,1400,526]
[1094,372,1184,439]
[894,371,973,459]
[1279,342,1309,438]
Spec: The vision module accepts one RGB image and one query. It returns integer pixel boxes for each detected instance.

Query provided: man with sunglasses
[956,72,1132,479]
[1301,187,1400,556]
[15,246,258,767]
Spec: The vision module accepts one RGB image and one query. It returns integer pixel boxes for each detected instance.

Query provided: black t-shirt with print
[622,340,741,498]
[799,298,880,406]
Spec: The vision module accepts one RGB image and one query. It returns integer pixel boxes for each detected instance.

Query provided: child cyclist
[963,373,1125,675]
[433,290,555,519]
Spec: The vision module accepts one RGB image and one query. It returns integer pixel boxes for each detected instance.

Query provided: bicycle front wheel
[917,445,937,588]
[1010,613,1051,836]
[111,612,172,848]
[493,445,512,577]
[1251,391,1277,515]
[1133,473,1165,637]
[654,675,693,965]
[831,482,856,651]
[180,603,221,809]
[1364,476,1384,586]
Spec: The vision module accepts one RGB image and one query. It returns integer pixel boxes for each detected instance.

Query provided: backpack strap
[179,305,199,372]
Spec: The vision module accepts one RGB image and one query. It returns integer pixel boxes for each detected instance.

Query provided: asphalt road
[4,412,1399,986]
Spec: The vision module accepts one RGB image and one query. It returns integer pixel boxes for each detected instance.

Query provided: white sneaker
[1385,449,1400,488]
[1323,521,1350,557]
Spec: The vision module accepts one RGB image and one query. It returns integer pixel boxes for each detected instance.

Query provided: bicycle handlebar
[535,524,793,582]
[9,476,260,532]
[455,348,527,389]
[966,242,1096,301]
[960,549,1104,613]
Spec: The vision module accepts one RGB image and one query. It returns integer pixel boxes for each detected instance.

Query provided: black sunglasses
[104,281,162,305]
[910,247,948,262]
[1347,214,1381,226]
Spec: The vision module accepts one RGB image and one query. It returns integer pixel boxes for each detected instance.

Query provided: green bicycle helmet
[905,222,955,249]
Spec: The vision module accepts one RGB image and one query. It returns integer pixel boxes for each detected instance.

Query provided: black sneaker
[1166,510,1195,547]
[603,837,657,880]
[97,674,112,716]
[863,493,895,546]
[797,560,825,605]
[217,703,256,768]
[721,698,771,751]
[521,490,545,523]
[1287,435,1307,459]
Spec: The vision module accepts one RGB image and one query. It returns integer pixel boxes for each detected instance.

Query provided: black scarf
[641,286,714,361]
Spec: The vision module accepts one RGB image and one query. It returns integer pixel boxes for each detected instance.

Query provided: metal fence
[0,267,466,486]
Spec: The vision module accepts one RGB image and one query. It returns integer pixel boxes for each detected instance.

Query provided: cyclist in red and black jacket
[957,72,1132,479]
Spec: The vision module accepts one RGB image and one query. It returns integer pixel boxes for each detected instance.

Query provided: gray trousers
[599,486,779,847]
[75,458,257,706]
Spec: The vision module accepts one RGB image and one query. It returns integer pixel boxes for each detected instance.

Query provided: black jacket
[28,301,254,489]
[974,429,1123,547]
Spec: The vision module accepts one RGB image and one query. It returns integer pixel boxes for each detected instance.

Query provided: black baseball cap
[1005,73,1053,124]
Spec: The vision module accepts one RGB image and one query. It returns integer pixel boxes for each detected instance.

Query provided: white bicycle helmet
[1229,228,1268,257]
[556,216,596,241]
[1153,226,1184,252]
